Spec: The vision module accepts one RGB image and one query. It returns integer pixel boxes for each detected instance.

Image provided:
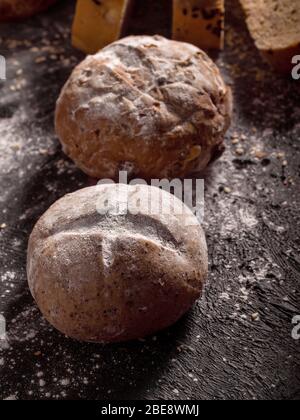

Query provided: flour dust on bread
[240,0,300,74]
[27,184,208,343]
[55,35,232,180]
[0,0,58,21]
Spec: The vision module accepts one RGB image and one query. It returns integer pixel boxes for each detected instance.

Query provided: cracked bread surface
[55,35,232,180]
[27,184,208,343]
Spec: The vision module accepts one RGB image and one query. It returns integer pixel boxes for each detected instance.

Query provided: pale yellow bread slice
[72,0,134,54]
[172,0,225,50]
[240,0,300,73]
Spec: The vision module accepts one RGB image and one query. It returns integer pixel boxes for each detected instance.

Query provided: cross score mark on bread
[27,184,208,343]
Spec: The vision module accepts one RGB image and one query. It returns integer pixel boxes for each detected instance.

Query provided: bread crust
[27,184,208,343]
[55,35,232,180]
[0,0,58,21]
[240,0,300,74]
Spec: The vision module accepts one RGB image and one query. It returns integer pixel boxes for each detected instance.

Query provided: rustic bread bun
[55,35,232,180]
[0,0,58,21]
[27,183,208,343]
[240,0,300,74]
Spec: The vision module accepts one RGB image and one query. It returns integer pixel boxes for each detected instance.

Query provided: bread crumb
[39,379,46,387]
[251,312,260,321]
[61,378,70,386]
[223,187,232,194]
[236,147,245,156]
[254,150,267,159]
[35,56,46,64]
[10,144,21,151]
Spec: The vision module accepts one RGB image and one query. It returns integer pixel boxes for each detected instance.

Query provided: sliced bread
[240,0,300,73]
[72,0,134,54]
[172,0,225,50]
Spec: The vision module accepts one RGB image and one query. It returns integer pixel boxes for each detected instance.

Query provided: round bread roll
[55,35,232,180]
[0,0,58,21]
[27,183,208,343]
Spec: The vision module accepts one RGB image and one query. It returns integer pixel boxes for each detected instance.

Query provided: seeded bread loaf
[27,184,208,343]
[55,35,232,180]
[0,0,58,21]
[240,0,300,73]
[172,0,225,50]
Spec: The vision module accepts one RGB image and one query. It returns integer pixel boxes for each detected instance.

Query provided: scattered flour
[4,395,17,400]
[1,271,16,283]
[61,378,70,386]
[239,208,258,229]
[218,200,258,237]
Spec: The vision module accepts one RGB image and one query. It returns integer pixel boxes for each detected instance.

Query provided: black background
[0,0,299,400]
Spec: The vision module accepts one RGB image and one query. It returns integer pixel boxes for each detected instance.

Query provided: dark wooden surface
[0,0,299,400]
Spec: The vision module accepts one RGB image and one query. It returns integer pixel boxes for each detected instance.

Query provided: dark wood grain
[0,0,299,400]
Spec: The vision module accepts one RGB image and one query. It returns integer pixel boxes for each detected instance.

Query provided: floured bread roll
[55,35,232,180]
[0,0,58,21]
[27,184,208,343]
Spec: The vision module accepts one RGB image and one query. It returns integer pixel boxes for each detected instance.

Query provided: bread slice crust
[240,0,300,73]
